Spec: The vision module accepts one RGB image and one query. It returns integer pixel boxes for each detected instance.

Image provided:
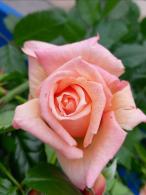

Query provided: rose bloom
[13,36,146,191]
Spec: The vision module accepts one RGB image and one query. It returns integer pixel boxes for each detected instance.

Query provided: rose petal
[57,112,126,189]
[12,99,83,159]
[73,78,106,148]
[60,105,91,137]
[71,85,88,113]
[22,40,57,58]
[115,108,146,130]
[112,82,136,110]
[28,57,47,98]
[112,82,146,130]
[33,36,124,77]
[89,44,124,77]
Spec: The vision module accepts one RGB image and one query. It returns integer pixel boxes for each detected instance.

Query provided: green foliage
[11,132,46,180]
[75,0,100,26]
[0,178,17,195]
[110,179,133,195]
[97,20,128,48]
[23,163,82,195]
[0,45,26,73]
[14,9,67,46]
[0,110,14,133]
[114,43,146,68]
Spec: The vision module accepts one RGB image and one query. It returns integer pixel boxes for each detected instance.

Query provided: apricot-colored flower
[13,36,146,190]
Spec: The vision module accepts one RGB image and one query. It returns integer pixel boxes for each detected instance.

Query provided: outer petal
[28,57,47,98]
[115,108,146,130]
[12,99,83,159]
[112,82,146,130]
[22,40,57,58]
[33,37,124,76]
[57,112,127,189]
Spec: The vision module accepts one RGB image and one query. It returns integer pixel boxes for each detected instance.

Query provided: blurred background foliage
[0,0,146,194]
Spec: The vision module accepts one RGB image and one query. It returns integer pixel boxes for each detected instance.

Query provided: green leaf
[62,9,86,42]
[14,9,67,46]
[0,45,26,73]
[117,147,133,170]
[110,179,133,195]
[108,0,139,21]
[0,110,14,134]
[141,18,146,38]
[117,128,145,170]
[100,0,140,43]
[0,178,17,195]
[11,132,46,179]
[45,145,57,164]
[100,0,119,18]
[103,159,117,179]
[76,0,100,26]
[97,20,128,48]
[135,144,146,163]
[4,15,19,33]
[23,163,82,195]
[114,43,146,68]
[123,128,145,151]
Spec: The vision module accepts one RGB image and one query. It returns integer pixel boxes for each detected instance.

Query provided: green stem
[14,95,26,104]
[0,162,25,195]
[0,81,28,105]
[50,151,57,164]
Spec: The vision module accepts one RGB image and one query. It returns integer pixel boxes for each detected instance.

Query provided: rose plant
[12,36,146,192]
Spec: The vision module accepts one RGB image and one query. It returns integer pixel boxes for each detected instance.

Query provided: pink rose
[13,36,146,190]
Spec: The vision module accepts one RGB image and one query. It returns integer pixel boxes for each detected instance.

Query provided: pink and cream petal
[111,81,146,130]
[73,78,106,147]
[88,44,125,77]
[12,99,83,159]
[57,112,127,189]
[28,57,47,98]
[23,36,98,75]
[86,112,127,188]
[115,108,146,130]
[112,82,136,110]
[34,36,124,77]
[22,40,57,58]
[60,110,90,137]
